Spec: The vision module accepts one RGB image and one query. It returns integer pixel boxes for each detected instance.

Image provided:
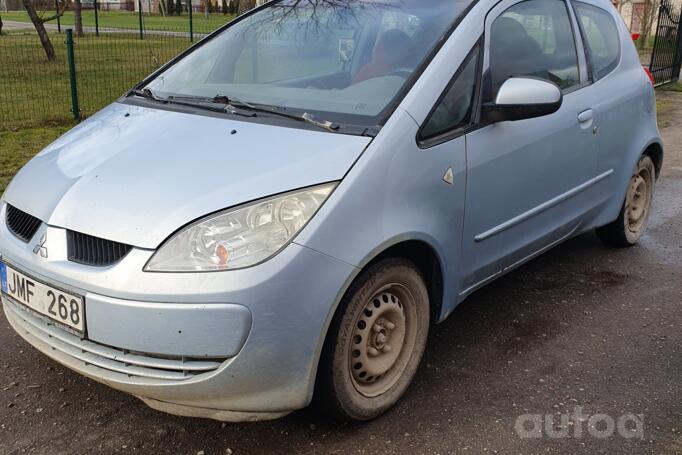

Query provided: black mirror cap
[483,97,563,123]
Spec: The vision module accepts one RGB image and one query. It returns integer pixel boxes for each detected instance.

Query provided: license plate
[1,262,85,333]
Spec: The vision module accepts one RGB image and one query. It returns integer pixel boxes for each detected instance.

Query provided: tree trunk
[645,0,660,40]
[0,15,4,35]
[617,0,627,13]
[74,0,83,36]
[636,0,651,49]
[22,0,57,61]
[237,0,254,15]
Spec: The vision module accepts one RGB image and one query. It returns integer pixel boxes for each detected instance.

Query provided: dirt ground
[1,92,682,455]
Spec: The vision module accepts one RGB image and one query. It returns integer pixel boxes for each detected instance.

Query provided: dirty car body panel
[0,0,662,420]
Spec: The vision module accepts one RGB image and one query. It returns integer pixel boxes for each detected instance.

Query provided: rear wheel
[597,155,656,247]
[316,258,430,421]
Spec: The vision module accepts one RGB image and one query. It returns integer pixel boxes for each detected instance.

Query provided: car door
[571,0,643,199]
[459,0,599,294]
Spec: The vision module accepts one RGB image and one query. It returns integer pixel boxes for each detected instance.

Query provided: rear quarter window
[574,2,621,81]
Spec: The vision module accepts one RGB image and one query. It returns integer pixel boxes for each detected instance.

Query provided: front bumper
[0,203,357,419]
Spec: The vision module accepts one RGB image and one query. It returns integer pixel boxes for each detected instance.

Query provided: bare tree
[74,0,83,36]
[634,0,661,49]
[22,0,71,61]
[618,0,633,14]
[238,0,254,15]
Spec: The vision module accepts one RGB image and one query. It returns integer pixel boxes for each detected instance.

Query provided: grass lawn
[0,31,192,130]
[0,28,330,130]
[658,82,682,92]
[0,10,235,33]
[656,85,681,128]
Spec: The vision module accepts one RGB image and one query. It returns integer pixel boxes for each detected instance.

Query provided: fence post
[138,0,144,39]
[65,29,81,121]
[188,0,193,42]
[94,0,99,36]
[55,0,61,33]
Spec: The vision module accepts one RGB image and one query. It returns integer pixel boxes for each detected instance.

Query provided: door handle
[578,109,594,123]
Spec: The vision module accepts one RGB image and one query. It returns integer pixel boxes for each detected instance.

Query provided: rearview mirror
[483,77,562,123]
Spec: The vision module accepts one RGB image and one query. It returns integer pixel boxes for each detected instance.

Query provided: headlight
[145,182,337,272]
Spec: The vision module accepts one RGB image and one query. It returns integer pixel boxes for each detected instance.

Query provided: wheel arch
[309,237,447,409]
[591,136,665,232]
[642,140,664,178]
[362,240,445,323]
[319,235,448,356]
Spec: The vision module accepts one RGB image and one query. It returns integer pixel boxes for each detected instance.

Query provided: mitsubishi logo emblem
[33,233,48,258]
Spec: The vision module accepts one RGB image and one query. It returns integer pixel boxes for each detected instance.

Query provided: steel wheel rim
[625,166,653,237]
[348,283,418,398]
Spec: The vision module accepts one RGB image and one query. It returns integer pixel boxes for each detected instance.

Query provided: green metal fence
[0,13,233,131]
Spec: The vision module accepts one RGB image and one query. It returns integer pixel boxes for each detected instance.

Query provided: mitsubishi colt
[0,0,662,421]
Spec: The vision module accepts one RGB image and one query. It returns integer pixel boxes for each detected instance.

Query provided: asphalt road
[1,92,681,455]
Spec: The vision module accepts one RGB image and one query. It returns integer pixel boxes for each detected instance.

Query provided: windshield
[143,0,473,128]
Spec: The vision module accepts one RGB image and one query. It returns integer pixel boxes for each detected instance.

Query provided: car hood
[4,103,371,249]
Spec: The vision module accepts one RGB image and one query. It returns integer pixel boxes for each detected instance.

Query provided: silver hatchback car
[1,0,662,422]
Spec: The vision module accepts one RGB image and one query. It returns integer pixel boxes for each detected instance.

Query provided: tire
[316,258,430,421]
[596,155,656,247]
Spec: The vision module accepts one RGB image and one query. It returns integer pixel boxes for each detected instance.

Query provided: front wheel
[316,258,430,421]
[597,155,656,247]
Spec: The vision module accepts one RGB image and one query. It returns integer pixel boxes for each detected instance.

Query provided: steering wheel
[387,68,414,79]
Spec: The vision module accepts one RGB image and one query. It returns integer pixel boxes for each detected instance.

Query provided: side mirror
[483,77,562,123]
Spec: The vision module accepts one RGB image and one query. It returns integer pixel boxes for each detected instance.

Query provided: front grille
[4,297,227,383]
[67,230,133,267]
[5,205,42,243]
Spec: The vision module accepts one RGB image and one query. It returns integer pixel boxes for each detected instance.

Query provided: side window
[489,0,580,96]
[419,46,480,141]
[574,2,621,81]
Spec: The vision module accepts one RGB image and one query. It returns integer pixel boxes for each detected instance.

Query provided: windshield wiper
[129,88,161,101]
[166,94,257,117]
[225,99,341,133]
[129,90,340,132]
[299,112,341,133]
[162,94,339,132]
[128,89,254,116]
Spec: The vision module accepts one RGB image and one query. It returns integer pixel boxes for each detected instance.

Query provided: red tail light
[632,33,641,41]
[643,67,655,85]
